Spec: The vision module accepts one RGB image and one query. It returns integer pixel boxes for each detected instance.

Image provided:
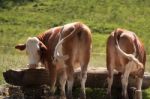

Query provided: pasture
[0,0,150,98]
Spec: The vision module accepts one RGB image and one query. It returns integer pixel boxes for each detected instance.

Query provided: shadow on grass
[75,88,106,99]
[73,88,150,99]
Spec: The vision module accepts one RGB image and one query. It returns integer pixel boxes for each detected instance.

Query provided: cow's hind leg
[106,56,115,99]
[80,64,88,99]
[121,62,133,99]
[121,74,129,99]
[79,47,90,99]
[134,77,143,99]
[107,67,114,99]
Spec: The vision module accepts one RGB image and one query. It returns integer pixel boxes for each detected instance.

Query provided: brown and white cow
[15,22,92,99]
[106,28,146,99]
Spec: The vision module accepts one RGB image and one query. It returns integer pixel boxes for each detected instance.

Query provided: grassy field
[0,0,150,98]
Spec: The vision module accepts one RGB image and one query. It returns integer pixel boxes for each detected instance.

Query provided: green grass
[0,0,150,52]
[0,0,150,98]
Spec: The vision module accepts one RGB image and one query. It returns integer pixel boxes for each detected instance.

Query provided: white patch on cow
[67,78,74,94]
[137,78,143,90]
[26,37,40,66]
[51,27,60,33]
[120,31,135,41]
[107,62,114,95]
[121,61,132,96]
[53,38,69,69]
[121,60,140,97]
[107,77,113,94]
[63,22,76,31]
[53,25,75,68]
[135,78,143,99]
[80,71,87,95]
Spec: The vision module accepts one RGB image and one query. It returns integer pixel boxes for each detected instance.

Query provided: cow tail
[134,35,146,66]
[114,29,144,69]
[114,29,130,58]
[114,28,134,59]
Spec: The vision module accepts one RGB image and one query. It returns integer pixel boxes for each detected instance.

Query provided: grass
[0,0,150,98]
[0,0,150,51]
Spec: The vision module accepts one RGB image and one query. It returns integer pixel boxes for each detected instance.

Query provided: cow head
[15,37,47,68]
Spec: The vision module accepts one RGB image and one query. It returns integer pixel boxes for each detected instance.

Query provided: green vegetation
[0,0,150,98]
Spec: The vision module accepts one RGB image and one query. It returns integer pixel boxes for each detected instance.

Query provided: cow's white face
[15,37,47,68]
[26,37,41,66]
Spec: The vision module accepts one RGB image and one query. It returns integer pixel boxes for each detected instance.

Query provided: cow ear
[15,44,26,51]
[39,42,47,52]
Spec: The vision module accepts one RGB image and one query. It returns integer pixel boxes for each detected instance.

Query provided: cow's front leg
[134,77,143,99]
[48,64,57,95]
[59,69,67,99]
[66,68,74,99]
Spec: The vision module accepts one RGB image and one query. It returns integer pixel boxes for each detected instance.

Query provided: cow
[106,28,146,99]
[15,22,92,99]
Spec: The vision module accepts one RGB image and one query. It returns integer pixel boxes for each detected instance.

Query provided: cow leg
[79,47,90,99]
[134,78,143,99]
[107,67,114,99]
[66,67,74,99]
[80,65,88,99]
[48,63,57,95]
[121,62,133,99]
[121,74,129,99]
[106,57,115,99]
[59,69,67,99]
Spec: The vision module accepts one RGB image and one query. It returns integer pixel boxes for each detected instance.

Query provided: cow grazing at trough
[15,22,92,99]
[106,28,146,99]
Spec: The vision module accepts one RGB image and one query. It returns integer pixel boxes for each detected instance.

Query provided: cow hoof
[67,94,73,99]
[80,96,86,99]
[80,93,86,99]
[48,96,55,98]
[105,96,111,99]
[134,90,142,99]
[122,95,129,99]
[49,87,56,95]
[105,93,111,99]
[60,96,66,99]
